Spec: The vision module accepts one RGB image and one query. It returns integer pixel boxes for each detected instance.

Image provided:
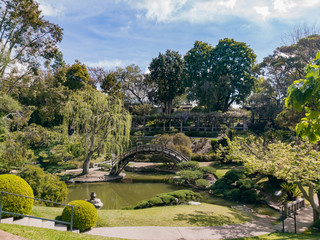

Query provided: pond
[66,173,182,209]
[66,172,280,218]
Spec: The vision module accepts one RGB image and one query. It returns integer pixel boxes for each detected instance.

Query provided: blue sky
[37,0,320,72]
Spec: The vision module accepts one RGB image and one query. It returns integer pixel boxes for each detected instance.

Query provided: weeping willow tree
[63,88,131,175]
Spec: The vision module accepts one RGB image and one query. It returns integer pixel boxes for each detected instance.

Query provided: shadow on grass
[173,210,250,226]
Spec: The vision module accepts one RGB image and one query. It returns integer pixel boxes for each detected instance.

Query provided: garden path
[85,206,314,240]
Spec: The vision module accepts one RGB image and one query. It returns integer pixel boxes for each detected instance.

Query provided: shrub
[191,154,212,162]
[178,170,203,184]
[20,165,68,205]
[223,170,245,184]
[199,166,216,174]
[61,200,97,232]
[177,161,199,170]
[195,179,209,189]
[134,190,201,209]
[157,194,176,205]
[134,200,149,209]
[210,170,260,204]
[148,197,164,206]
[0,174,34,217]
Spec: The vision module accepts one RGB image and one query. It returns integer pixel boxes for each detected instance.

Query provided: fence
[0,191,77,231]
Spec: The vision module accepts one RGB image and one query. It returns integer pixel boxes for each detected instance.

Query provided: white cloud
[219,0,237,9]
[37,0,65,17]
[254,6,270,20]
[273,0,296,13]
[86,59,125,69]
[132,0,187,23]
[124,0,320,23]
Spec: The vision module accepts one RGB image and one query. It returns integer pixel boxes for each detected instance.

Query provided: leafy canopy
[286,51,320,142]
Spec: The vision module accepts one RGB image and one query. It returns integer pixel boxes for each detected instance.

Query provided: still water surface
[67,182,183,209]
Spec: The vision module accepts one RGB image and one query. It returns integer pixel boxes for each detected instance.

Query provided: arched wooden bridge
[109,144,190,176]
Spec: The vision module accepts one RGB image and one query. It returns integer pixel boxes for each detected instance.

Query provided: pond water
[67,172,183,209]
[67,182,183,209]
[66,172,280,218]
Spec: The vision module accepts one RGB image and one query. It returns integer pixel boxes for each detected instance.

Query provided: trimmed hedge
[134,190,202,209]
[0,174,34,218]
[62,200,97,232]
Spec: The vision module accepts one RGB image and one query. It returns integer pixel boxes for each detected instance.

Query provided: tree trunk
[82,152,94,175]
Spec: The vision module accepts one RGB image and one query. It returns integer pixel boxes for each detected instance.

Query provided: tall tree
[116,64,151,105]
[0,0,63,94]
[63,88,131,175]
[64,61,90,90]
[184,41,213,104]
[256,34,320,108]
[185,39,256,112]
[211,38,256,112]
[149,50,185,114]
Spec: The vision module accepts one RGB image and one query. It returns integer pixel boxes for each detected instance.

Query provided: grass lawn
[31,203,251,228]
[211,162,243,179]
[234,232,320,240]
[0,224,124,240]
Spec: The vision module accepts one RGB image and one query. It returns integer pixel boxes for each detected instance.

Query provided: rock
[187,201,201,205]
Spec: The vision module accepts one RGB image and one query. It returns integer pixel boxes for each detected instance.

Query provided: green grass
[31,203,251,228]
[234,232,320,240]
[211,162,242,179]
[0,224,124,240]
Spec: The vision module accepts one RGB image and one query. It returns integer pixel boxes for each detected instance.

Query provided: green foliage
[228,135,320,219]
[148,49,185,114]
[0,0,63,94]
[63,88,131,175]
[312,218,320,231]
[191,153,213,162]
[280,182,301,202]
[101,72,123,98]
[151,133,192,157]
[177,170,203,184]
[184,39,256,112]
[0,94,22,134]
[20,165,68,205]
[134,190,201,209]
[195,179,209,189]
[211,169,259,203]
[286,50,320,143]
[62,200,97,232]
[0,134,34,173]
[177,161,200,170]
[64,61,90,90]
[0,174,34,217]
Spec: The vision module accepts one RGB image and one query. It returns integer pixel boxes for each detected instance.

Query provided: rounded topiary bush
[0,174,34,218]
[62,200,97,232]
